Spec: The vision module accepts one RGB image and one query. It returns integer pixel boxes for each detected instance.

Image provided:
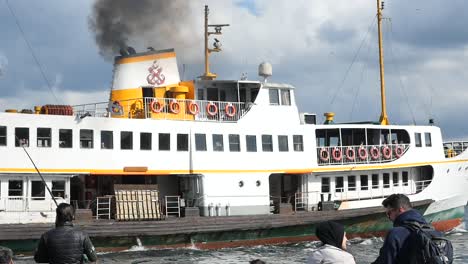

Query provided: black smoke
[88,0,195,60]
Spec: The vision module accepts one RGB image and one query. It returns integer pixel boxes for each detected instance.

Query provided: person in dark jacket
[372,193,432,264]
[34,203,97,264]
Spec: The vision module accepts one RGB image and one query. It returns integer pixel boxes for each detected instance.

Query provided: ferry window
[391,129,410,144]
[0,126,6,146]
[59,129,73,148]
[335,177,344,193]
[383,173,390,188]
[278,135,289,152]
[197,89,204,100]
[425,133,432,147]
[293,135,303,151]
[52,181,65,198]
[348,175,356,191]
[212,134,224,152]
[372,174,379,189]
[195,133,207,151]
[280,89,291,105]
[321,177,330,193]
[229,134,241,152]
[8,180,23,196]
[262,135,273,152]
[415,133,422,147]
[159,133,170,151]
[141,132,152,150]
[393,172,399,187]
[367,129,380,146]
[402,171,409,186]
[269,89,279,105]
[246,135,257,152]
[250,88,260,103]
[360,175,368,190]
[101,131,113,149]
[80,129,94,149]
[31,181,45,200]
[120,131,133,150]
[15,127,29,147]
[37,128,51,148]
[316,129,340,147]
[177,134,188,151]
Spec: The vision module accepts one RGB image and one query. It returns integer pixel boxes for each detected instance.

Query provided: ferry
[0,2,467,253]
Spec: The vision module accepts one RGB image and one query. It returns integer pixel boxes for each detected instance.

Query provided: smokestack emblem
[146,60,166,85]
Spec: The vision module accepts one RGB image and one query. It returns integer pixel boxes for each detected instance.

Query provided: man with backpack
[372,194,453,264]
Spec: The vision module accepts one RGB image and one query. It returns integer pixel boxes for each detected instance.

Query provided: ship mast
[377,0,389,125]
[202,5,229,80]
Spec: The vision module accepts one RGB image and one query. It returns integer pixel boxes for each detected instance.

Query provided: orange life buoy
[346,147,355,161]
[395,145,404,158]
[370,146,380,160]
[206,102,218,116]
[225,103,236,117]
[332,147,342,162]
[319,148,329,162]
[169,100,180,114]
[188,101,199,115]
[382,145,392,159]
[358,146,368,160]
[150,100,163,113]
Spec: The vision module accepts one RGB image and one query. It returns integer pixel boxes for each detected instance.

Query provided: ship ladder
[96,196,112,220]
[165,195,181,218]
[294,192,307,212]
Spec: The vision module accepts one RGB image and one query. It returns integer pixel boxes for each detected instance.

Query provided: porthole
[239,181,244,187]
[256,180,261,187]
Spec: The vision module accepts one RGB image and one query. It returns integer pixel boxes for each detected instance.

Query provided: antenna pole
[203,5,213,79]
[202,5,229,80]
[377,0,389,125]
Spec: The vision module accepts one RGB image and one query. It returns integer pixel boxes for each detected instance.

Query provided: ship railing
[414,179,432,193]
[443,141,468,158]
[317,144,410,166]
[0,197,58,212]
[73,102,109,118]
[71,199,95,210]
[73,98,249,122]
[294,191,320,212]
[328,179,429,202]
[142,97,248,122]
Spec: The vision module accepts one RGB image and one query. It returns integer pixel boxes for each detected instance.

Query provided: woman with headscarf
[307,221,356,264]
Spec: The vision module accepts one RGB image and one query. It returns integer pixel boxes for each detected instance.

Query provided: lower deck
[0,199,434,254]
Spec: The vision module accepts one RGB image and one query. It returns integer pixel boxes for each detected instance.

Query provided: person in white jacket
[307,221,356,264]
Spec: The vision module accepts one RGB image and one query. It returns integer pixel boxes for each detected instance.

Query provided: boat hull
[1,200,450,255]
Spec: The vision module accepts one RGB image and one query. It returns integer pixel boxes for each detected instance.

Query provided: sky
[0,0,468,140]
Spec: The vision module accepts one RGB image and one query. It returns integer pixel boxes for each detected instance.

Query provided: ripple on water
[12,233,468,264]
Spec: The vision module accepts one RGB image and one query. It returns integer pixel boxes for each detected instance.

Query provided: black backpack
[403,221,454,264]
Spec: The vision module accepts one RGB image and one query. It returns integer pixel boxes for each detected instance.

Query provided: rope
[329,15,377,106]
[386,19,417,124]
[4,0,61,104]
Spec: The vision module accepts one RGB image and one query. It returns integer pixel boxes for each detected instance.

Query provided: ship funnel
[110,48,184,118]
[258,62,272,82]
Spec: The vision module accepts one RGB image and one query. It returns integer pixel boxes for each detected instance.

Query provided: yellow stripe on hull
[1,158,468,175]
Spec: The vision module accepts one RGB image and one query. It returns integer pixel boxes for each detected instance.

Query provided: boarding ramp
[114,184,163,221]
